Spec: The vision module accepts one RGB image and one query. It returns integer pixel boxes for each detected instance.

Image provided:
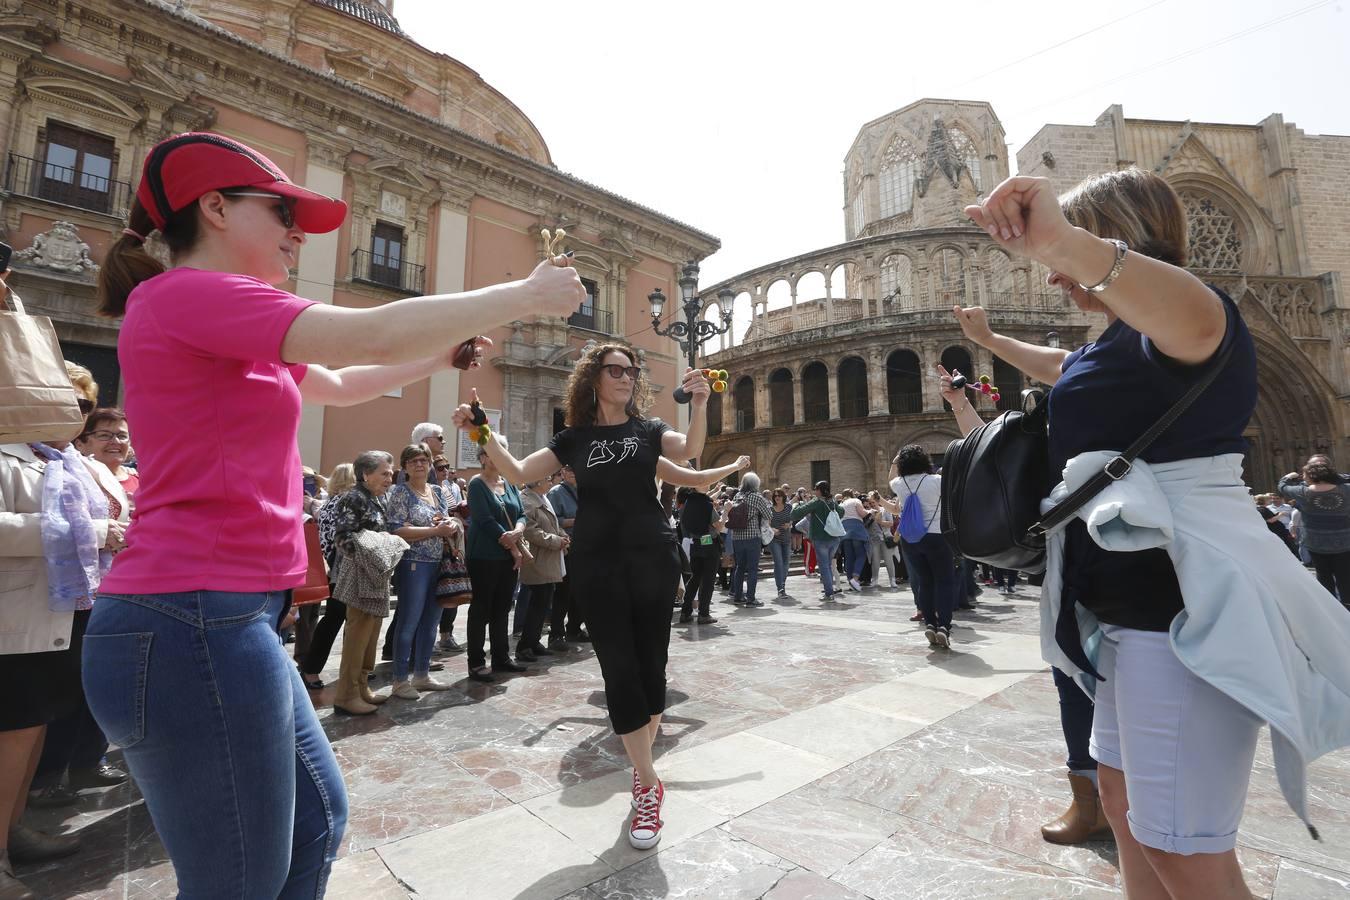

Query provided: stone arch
[770,436,869,493]
[946,124,984,191]
[365,158,431,190]
[732,374,755,432]
[769,367,795,427]
[731,290,754,347]
[878,133,919,218]
[24,78,140,122]
[931,247,967,304]
[985,247,1014,297]
[1243,324,1337,487]
[801,360,830,422]
[894,428,963,466]
[886,348,923,414]
[879,252,914,309]
[838,355,869,419]
[764,277,792,312]
[793,270,827,304]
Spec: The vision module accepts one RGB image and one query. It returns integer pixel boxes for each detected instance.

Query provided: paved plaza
[18,572,1350,899]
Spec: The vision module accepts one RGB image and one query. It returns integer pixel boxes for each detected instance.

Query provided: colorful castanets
[467,399,491,445]
[949,372,1001,405]
[673,368,729,404]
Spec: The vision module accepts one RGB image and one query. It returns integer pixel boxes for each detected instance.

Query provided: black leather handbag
[940,390,1052,572]
[940,341,1233,574]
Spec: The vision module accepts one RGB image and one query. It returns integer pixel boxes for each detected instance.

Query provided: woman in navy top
[949,168,1261,897]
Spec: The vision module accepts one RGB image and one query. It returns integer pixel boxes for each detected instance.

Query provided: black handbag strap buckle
[1104,456,1133,481]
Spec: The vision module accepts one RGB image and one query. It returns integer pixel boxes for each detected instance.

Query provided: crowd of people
[3,130,1349,900]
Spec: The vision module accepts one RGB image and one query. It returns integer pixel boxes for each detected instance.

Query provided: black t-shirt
[1049,288,1256,631]
[547,416,674,555]
[679,492,718,558]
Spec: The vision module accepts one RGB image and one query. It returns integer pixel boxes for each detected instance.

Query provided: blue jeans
[732,539,761,601]
[394,557,442,682]
[842,538,868,580]
[900,533,957,628]
[84,591,347,898]
[813,536,841,595]
[1052,666,1097,773]
[768,540,790,593]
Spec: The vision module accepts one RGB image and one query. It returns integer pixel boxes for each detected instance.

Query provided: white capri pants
[1089,624,1263,855]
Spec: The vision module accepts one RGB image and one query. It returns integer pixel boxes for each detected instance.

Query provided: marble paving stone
[833,825,1121,899]
[723,782,907,877]
[326,850,410,899]
[450,726,627,803]
[654,732,837,818]
[583,828,795,899]
[896,652,1045,699]
[377,804,613,900]
[1271,858,1350,898]
[834,680,977,724]
[1236,763,1350,875]
[760,868,872,900]
[747,697,930,765]
[340,761,514,851]
[522,768,729,870]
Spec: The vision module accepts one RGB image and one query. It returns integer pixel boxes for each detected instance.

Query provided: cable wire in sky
[952,0,1171,90]
[1009,0,1336,118]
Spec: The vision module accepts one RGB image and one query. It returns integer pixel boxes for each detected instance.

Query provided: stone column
[826,358,839,420]
[792,370,804,426]
[867,346,887,416]
[755,368,770,429]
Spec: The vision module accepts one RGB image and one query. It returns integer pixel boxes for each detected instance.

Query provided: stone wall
[1292,129,1350,280]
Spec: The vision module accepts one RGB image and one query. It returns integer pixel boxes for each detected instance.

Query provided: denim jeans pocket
[200,591,276,629]
[82,632,153,749]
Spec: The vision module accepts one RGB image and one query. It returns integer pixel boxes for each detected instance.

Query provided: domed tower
[311,0,403,33]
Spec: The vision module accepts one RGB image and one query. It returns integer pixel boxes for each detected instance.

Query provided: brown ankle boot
[1041,772,1114,844]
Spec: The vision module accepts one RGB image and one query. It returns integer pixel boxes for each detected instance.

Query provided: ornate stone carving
[14,222,98,275]
[1182,192,1242,272]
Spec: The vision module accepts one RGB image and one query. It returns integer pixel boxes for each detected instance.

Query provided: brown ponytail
[96,198,201,317]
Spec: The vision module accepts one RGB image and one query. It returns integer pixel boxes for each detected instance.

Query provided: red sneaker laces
[633,786,661,828]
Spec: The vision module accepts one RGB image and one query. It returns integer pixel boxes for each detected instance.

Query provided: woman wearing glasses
[74,409,139,504]
[86,132,586,896]
[454,343,749,851]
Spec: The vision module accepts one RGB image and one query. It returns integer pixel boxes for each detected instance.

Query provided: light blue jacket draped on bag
[1039,451,1350,839]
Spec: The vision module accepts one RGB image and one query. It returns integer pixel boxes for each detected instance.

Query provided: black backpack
[940,392,1051,572]
[726,493,751,530]
[940,342,1232,574]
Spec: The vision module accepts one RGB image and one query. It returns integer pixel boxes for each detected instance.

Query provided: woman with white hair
[726,471,772,607]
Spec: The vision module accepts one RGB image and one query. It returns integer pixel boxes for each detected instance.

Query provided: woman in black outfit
[453,344,747,851]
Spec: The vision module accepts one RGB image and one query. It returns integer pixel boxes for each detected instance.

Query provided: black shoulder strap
[1028,340,1235,541]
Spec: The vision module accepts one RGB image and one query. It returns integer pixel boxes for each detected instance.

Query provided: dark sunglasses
[222,190,295,229]
[435,465,451,472]
[602,364,640,381]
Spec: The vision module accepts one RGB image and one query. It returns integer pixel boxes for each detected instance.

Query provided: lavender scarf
[31,443,111,612]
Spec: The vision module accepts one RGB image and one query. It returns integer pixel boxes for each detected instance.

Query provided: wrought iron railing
[888,392,923,414]
[351,248,425,294]
[734,410,755,432]
[4,153,131,217]
[567,306,613,334]
[803,401,830,423]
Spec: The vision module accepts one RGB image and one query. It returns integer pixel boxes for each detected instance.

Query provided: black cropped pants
[570,542,681,735]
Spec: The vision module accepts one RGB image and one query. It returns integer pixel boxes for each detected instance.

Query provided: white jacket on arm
[1039,451,1350,840]
[0,443,129,654]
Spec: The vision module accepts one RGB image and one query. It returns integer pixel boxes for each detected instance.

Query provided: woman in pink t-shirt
[81,132,585,897]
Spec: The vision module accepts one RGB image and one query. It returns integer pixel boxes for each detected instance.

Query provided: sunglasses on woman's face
[435,465,451,473]
[602,364,640,381]
[222,191,295,229]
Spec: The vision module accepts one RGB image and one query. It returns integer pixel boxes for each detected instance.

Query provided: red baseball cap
[136,132,347,234]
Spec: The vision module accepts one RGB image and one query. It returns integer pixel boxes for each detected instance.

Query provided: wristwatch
[1080,239,1128,294]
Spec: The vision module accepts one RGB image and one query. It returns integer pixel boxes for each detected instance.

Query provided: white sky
[397,0,1349,291]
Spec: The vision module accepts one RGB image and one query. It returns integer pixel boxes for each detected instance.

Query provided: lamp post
[649,261,734,372]
[1046,331,1061,350]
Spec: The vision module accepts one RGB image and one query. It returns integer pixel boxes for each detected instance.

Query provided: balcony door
[41,122,115,213]
[371,221,405,288]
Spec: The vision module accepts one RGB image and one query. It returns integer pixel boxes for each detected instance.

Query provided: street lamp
[1046,331,1061,350]
[649,260,734,372]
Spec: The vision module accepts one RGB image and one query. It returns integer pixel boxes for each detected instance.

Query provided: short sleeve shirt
[547,417,673,554]
[101,268,316,594]
[386,482,450,563]
[1046,287,1257,631]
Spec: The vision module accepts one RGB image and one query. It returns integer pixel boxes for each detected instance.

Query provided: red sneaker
[629,780,664,850]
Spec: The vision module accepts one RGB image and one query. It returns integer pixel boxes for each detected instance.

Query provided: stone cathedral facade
[698,99,1350,493]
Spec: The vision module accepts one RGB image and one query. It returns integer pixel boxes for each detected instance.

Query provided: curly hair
[896,444,933,477]
[562,342,653,428]
[1304,458,1341,485]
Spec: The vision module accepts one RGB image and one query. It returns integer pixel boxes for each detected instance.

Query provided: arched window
[992,356,1021,412]
[879,136,918,218]
[838,356,869,419]
[940,346,974,412]
[802,362,829,422]
[707,390,722,436]
[769,368,794,427]
[1180,191,1243,272]
[887,349,922,414]
[850,181,866,237]
[948,128,982,191]
[935,249,966,304]
[987,249,1014,300]
[879,254,912,305]
[733,376,755,432]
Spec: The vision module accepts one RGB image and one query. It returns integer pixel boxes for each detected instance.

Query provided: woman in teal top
[466,443,527,682]
[792,481,843,599]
